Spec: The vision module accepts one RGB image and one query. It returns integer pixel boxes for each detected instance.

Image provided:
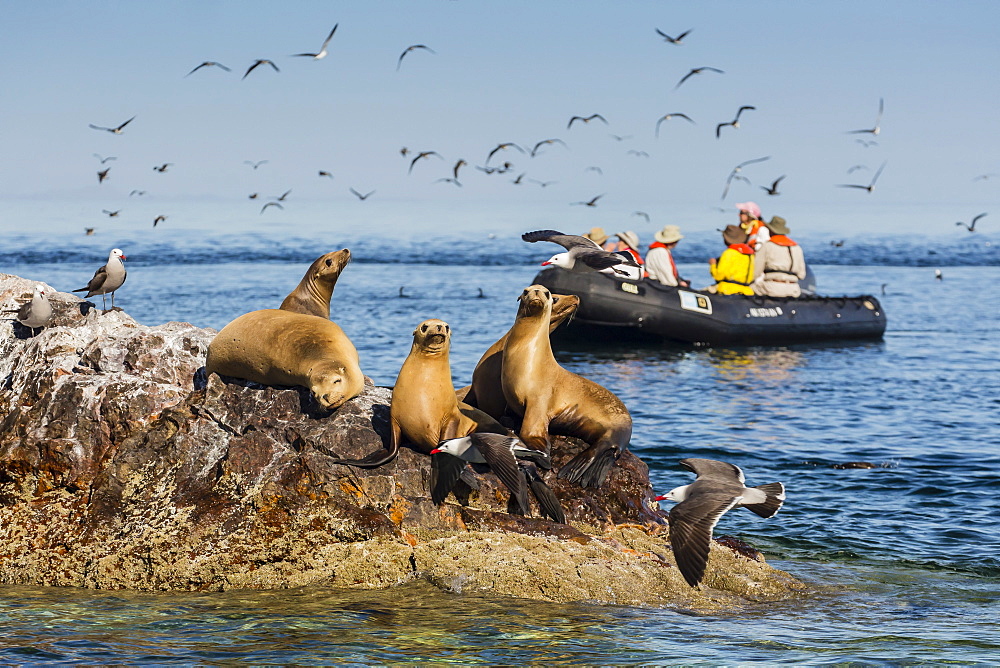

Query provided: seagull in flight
[655,112,694,138]
[129,190,146,197]
[655,28,691,44]
[720,156,770,200]
[152,163,172,173]
[260,202,283,214]
[571,194,604,207]
[837,160,887,193]
[633,211,650,223]
[956,212,987,232]
[93,154,117,164]
[760,175,785,196]
[97,168,110,184]
[530,138,567,157]
[716,106,756,139]
[522,229,640,275]
[244,160,268,170]
[848,97,884,136]
[89,116,135,134]
[656,458,785,588]
[272,189,292,202]
[486,142,525,163]
[292,24,338,59]
[397,44,435,70]
[102,209,120,217]
[675,67,723,89]
[855,139,878,148]
[350,188,375,201]
[186,61,231,76]
[318,170,333,178]
[243,59,279,79]
[153,215,167,227]
[847,165,868,174]
[408,151,443,174]
[567,114,608,129]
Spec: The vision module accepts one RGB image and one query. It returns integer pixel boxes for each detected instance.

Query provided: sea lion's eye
[445,325,450,333]
[326,258,333,267]
[420,324,428,333]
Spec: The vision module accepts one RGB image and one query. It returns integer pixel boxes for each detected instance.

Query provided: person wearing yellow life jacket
[735,200,770,251]
[753,215,807,298]
[645,224,689,287]
[613,230,645,280]
[708,225,756,295]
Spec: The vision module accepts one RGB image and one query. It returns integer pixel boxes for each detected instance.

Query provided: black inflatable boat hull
[532,267,887,346]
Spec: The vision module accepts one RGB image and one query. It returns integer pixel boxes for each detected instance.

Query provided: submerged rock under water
[0,272,802,608]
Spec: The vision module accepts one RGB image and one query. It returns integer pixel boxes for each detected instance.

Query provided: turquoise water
[1,214,999,663]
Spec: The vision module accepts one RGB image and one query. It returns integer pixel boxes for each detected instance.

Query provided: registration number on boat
[679,291,713,314]
[749,306,784,317]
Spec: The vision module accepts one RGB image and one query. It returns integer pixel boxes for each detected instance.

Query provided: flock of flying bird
[80,22,990,238]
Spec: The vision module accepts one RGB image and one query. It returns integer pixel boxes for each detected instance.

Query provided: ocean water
[1,206,999,663]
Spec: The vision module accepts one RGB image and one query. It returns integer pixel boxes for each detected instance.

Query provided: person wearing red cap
[735,201,770,251]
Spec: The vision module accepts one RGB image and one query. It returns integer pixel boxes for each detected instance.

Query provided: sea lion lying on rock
[206,309,364,410]
[463,293,580,421]
[279,249,351,319]
[333,318,508,468]
[502,284,632,488]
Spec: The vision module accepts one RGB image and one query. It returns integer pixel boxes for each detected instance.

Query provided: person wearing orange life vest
[645,224,689,287]
[752,216,807,298]
[707,225,755,295]
[735,200,770,251]
[612,230,645,280]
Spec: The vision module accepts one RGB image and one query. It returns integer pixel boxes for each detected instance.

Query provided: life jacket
[648,241,678,281]
[769,234,797,247]
[715,243,755,293]
[742,220,768,249]
[762,236,803,280]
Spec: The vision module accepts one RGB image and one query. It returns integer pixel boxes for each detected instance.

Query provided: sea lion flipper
[330,417,400,468]
[557,442,619,488]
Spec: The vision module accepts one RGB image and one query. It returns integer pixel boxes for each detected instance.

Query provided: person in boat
[645,225,689,288]
[582,226,616,251]
[752,215,807,298]
[736,201,770,251]
[612,230,644,280]
[707,225,755,295]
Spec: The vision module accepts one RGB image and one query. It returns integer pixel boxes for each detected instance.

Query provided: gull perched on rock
[9,284,53,336]
[657,458,785,588]
[73,248,127,311]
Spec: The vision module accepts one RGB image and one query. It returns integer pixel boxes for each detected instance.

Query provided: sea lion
[463,293,580,420]
[206,309,364,410]
[501,284,632,488]
[279,249,351,319]
[333,318,508,468]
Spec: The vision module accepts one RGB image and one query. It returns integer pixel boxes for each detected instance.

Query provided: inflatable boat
[532,267,887,346]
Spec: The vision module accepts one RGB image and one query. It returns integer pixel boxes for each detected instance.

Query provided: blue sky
[1,1,998,236]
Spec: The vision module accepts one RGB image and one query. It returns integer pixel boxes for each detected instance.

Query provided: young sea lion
[501,285,632,488]
[278,249,351,319]
[332,319,507,468]
[464,293,580,420]
[206,309,364,410]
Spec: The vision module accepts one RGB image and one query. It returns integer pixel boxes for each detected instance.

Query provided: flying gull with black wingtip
[408,151,443,174]
[397,44,435,70]
[655,112,694,138]
[675,67,724,89]
[655,28,691,44]
[186,61,231,76]
[521,229,640,276]
[955,212,987,232]
[350,188,375,200]
[292,24,338,59]
[486,142,525,163]
[847,97,884,136]
[243,59,279,79]
[837,160,887,193]
[567,113,608,129]
[89,116,135,134]
[530,138,568,157]
[716,106,756,138]
[720,156,770,200]
[760,175,785,196]
[657,458,785,588]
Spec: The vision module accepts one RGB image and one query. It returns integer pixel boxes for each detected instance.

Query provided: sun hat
[735,201,762,220]
[583,226,609,246]
[723,224,748,246]
[616,230,640,250]
[766,215,790,235]
[654,225,684,244]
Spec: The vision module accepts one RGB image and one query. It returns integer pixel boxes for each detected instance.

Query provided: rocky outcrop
[0,273,803,607]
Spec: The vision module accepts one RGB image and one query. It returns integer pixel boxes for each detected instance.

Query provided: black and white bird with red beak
[522,229,640,276]
[73,248,127,311]
[657,458,785,588]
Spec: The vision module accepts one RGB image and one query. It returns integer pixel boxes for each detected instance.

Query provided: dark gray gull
[656,458,785,588]
[522,229,640,276]
[10,284,53,336]
[72,248,127,311]
[431,433,564,523]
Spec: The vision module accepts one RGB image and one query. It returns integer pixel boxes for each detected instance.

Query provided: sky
[1,1,998,237]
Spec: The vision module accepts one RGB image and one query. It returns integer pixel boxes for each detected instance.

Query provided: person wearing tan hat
[645,225,689,287]
[752,215,807,298]
[707,225,755,295]
[612,230,644,280]
[582,226,616,251]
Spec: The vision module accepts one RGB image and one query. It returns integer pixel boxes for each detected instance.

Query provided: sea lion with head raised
[502,284,632,488]
[279,249,351,319]
[463,293,580,420]
[332,318,508,468]
[206,309,365,410]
